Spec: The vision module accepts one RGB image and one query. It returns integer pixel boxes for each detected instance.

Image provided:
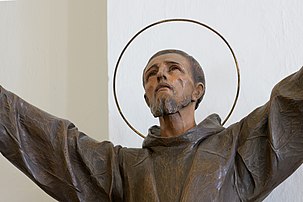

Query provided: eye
[169,65,181,72]
[146,70,157,81]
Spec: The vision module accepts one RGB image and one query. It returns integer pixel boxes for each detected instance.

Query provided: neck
[159,103,196,137]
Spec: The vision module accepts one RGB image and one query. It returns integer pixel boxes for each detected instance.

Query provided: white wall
[108,1,303,201]
[0,0,108,201]
[67,0,108,140]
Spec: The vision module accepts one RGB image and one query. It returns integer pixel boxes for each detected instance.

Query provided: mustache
[155,82,173,93]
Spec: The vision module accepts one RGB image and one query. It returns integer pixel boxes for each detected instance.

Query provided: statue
[0,49,303,201]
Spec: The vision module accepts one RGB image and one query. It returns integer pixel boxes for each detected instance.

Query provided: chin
[150,96,191,117]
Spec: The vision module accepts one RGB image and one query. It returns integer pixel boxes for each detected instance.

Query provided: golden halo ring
[113,18,240,139]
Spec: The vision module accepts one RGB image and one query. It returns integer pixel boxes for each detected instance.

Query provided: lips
[155,83,173,93]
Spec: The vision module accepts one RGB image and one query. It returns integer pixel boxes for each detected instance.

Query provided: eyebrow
[144,60,181,74]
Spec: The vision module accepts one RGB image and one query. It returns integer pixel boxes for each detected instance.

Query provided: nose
[157,70,167,82]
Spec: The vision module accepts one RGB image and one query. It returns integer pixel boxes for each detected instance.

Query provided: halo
[113,18,240,139]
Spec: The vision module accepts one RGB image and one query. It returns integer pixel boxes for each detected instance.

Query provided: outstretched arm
[233,67,303,201]
[0,87,123,201]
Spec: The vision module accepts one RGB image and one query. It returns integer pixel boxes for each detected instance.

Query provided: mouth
[155,83,173,93]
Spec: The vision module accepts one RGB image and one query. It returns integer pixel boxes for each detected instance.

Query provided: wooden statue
[0,49,302,201]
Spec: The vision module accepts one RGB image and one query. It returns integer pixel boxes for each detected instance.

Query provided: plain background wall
[108,1,303,201]
[0,0,108,201]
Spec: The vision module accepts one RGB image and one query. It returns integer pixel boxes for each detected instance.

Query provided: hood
[143,114,225,148]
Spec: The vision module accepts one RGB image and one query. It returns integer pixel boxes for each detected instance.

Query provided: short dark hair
[143,49,206,109]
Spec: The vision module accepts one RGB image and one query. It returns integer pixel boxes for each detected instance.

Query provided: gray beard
[150,95,192,117]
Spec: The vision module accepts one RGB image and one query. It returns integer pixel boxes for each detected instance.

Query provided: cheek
[175,78,194,95]
[175,77,191,90]
[176,78,185,88]
[144,85,154,99]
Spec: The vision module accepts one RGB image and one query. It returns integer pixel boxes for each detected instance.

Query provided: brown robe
[0,67,303,202]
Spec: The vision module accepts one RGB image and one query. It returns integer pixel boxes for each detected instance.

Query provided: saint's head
[143,49,206,117]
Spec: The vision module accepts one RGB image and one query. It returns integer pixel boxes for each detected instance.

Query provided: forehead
[145,53,191,71]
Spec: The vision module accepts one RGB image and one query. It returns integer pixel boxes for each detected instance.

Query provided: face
[143,53,201,117]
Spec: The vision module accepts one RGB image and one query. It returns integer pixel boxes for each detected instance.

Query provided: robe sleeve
[0,86,123,202]
[234,67,303,201]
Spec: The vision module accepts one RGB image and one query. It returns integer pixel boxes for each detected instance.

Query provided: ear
[192,82,204,101]
[144,94,150,107]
